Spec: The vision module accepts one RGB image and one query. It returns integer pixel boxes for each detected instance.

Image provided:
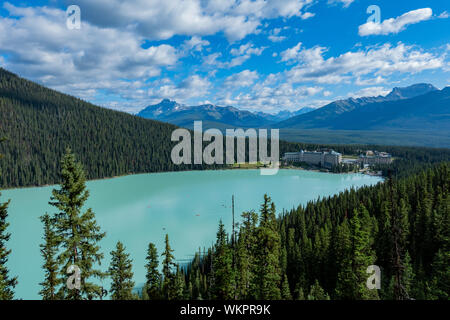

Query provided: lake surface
[1,169,382,299]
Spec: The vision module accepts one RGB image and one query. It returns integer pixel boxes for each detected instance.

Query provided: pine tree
[430,192,450,299]
[0,191,17,300]
[162,234,176,300]
[255,195,281,299]
[108,241,135,300]
[334,218,353,299]
[281,275,292,300]
[351,205,379,300]
[307,280,330,300]
[145,242,161,300]
[235,210,258,299]
[49,148,106,299]
[212,220,234,300]
[294,281,305,300]
[174,266,186,300]
[335,205,378,300]
[39,213,60,300]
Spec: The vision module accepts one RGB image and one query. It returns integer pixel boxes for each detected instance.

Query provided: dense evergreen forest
[176,163,449,300]
[0,68,219,188]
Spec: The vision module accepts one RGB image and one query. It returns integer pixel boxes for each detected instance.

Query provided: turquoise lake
[1,169,383,299]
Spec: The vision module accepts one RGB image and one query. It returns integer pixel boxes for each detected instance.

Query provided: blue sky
[0,0,449,114]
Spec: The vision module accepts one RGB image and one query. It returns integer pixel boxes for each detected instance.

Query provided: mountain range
[137,83,449,133]
[137,99,315,129]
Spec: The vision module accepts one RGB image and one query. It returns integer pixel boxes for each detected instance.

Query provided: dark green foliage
[0,68,220,189]
[235,210,258,299]
[49,149,106,299]
[145,242,161,300]
[211,220,234,300]
[108,241,135,300]
[346,205,378,300]
[255,195,282,299]
[281,276,292,300]
[162,234,176,300]
[307,280,330,300]
[39,213,60,300]
[180,162,448,300]
[0,191,17,300]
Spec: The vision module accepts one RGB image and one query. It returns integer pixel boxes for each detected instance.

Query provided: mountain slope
[0,68,215,188]
[255,107,315,122]
[276,83,443,130]
[332,87,450,130]
[137,100,274,129]
[137,100,315,129]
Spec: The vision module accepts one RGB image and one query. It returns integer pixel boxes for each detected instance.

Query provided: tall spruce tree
[0,192,17,300]
[162,234,176,300]
[430,191,450,299]
[212,220,234,300]
[334,218,353,299]
[281,275,292,300]
[335,205,378,300]
[174,265,186,300]
[235,210,258,299]
[39,213,60,300]
[49,148,106,299]
[108,241,135,300]
[255,195,281,299]
[145,242,161,300]
[0,140,17,300]
[351,205,379,300]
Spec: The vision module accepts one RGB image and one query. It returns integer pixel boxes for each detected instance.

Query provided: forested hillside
[177,162,449,300]
[0,68,216,188]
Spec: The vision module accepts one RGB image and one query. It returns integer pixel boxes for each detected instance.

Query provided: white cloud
[283,42,443,84]
[348,87,390,98]
[355,75,386,86]
[183,36,210,52]
[328,0,355,8]
[280,42,305,62]
[147,75,211,102]
[0,3,179,105]
[217,78,324,113]
[223,70,259,88]
[300,12,315,20]
[359,8,433,36]
[65,0,313,42]
[268,35,287,42]
[204,43,266,68]
[268,27,287,42]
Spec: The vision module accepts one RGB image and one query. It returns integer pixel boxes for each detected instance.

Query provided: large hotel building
[283,150,343,169]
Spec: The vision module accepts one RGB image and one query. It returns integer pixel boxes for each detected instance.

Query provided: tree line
[0,146,448,300]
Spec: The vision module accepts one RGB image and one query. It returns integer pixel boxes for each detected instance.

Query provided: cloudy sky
[0,0,449,114]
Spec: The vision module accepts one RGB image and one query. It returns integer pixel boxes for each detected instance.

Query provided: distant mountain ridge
[137,100,314,129]
[137,83,444,132]
[276,83,444,130]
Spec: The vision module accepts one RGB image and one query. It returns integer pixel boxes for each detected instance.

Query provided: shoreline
[1,165,384,191]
